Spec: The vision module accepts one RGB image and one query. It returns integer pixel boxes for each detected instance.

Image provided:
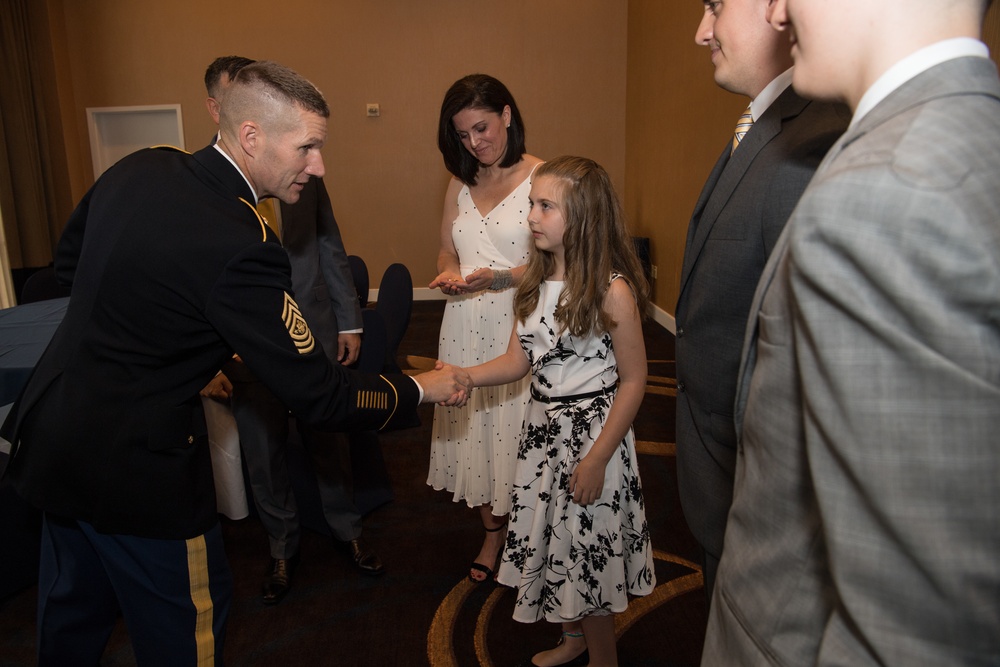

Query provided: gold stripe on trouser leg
[186,535,216,666]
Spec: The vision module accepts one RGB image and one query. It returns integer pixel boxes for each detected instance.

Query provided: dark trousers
[229,375,361,559]
[37,514,232,666]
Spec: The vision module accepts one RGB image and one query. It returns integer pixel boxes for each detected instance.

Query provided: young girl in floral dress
[460,156,654,667]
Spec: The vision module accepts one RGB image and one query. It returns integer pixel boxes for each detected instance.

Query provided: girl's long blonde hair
[514,156,649,337]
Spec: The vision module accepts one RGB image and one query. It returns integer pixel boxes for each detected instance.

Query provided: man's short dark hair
[437,74,527,185]
[204,56,256,97]
[230,61,330,119]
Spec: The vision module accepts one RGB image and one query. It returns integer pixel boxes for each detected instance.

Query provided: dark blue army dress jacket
[1,145,418,540]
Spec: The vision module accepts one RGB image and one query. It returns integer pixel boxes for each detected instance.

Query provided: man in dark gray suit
[705,0,1000,663]
[675,0,846,599]
[201,58,383,607]
[224,177,386,599]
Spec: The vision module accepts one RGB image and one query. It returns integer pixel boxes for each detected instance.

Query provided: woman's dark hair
[437,74,527,185]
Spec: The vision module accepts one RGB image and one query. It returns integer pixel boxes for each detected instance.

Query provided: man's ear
[240,121,260,157]
[205,98,221,125]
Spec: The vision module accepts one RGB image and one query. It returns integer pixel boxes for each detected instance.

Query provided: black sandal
[468,520,507,583]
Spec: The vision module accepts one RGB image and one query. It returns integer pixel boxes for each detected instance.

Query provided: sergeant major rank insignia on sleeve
[282,293,314,354]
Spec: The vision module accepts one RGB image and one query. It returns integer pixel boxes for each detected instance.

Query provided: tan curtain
[0,208,14,307]
[0,0,59,283]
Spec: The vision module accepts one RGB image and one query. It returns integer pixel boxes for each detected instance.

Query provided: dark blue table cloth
[0,297,67,599]
[0,297,68,405]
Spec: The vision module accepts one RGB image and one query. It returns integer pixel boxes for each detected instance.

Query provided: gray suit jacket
[281,176,362,364]
[675,87,847,571]
[705,56,1000,666]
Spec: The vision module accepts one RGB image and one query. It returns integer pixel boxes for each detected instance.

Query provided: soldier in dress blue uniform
[0,61,469,666]
[202,57,387,606]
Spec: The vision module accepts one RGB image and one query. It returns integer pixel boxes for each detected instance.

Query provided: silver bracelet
[490,268,513,290]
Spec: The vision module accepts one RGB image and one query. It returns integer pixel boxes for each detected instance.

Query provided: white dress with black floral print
[496,276,655,623]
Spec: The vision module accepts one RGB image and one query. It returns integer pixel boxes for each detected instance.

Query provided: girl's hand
[429,271,471,296]
[435,359,472,407]
[569,455,608,506]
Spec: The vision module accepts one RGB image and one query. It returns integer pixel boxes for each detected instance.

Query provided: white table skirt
[202,397,249,520]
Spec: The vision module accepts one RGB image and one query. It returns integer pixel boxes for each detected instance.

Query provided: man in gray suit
[705,0,1000,663]
[675,0,846,598]
[201,58,384,607]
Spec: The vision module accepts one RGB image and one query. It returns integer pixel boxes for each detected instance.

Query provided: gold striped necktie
[731,105,754,154]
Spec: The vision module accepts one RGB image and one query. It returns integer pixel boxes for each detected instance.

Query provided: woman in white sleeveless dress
[427,74,543,582]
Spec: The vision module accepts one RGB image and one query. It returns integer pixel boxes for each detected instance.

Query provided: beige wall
[32,0,1000,316]
[625,0,740,317]
[626,0,1000,319]
[41,0,627,288]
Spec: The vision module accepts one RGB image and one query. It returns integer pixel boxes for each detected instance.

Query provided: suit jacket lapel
[680,143,730,289]
[732,217,793,440]
[678,87,809,296]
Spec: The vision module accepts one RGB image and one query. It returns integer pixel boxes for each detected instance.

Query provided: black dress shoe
[262,555,298,605]
[343,537,385,576]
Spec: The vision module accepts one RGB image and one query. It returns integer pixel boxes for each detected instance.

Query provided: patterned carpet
[0,300,706,666]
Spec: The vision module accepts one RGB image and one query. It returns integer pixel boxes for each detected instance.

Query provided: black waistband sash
[530,384,615,404]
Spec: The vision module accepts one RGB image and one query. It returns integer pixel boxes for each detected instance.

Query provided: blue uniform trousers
[37,513,232,666]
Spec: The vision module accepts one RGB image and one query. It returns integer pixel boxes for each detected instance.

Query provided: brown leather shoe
[343,537,385,576]
[262,555,298,605]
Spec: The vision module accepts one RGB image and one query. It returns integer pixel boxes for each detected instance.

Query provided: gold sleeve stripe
[377,375,400,431]
[282,293,315,354]
[355,391,389,410]
[238,197,269,241]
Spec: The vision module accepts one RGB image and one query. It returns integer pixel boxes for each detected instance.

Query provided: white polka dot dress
[426,171,535,514]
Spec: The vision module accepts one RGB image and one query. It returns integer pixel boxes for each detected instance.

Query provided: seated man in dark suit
[202,57,383,609]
